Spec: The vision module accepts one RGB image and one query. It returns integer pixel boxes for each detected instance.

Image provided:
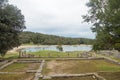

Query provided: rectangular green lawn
[0,63,40,72]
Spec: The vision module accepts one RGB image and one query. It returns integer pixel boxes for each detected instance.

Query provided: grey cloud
[9,0,95,39]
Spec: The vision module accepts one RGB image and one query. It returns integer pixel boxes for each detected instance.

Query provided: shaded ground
[43,60,120,75]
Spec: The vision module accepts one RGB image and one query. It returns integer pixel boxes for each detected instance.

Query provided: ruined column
[19,51,21,58]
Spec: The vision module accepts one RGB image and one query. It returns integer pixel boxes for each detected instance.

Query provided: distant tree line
[19,31,94,45]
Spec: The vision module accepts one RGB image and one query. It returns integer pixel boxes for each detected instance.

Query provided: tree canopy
[83,0,120,51]
[19,31,94,45]
[0,0,25,56]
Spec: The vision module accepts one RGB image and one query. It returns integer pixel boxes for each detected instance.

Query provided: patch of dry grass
[43,60,120,75]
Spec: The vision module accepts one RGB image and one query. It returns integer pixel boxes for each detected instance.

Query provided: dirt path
[46,60,75,75]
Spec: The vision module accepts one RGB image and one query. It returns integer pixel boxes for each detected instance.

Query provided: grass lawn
[0,52,19,59]
[39,76,95,80]
[0,63,40,72]
[1,50,84,59]
[0,73,34,80]
[4,53,18,59]
[43,60,120,75]
[28,50,83,58]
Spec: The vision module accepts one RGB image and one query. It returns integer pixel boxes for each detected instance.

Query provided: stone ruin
[19,51,35,58]
[80,52,92,58]
[97,50,120,58]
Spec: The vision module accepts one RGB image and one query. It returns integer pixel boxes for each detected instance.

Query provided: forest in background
[19,31,94,45]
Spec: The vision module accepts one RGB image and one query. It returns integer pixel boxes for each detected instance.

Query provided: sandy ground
[7,45,40,53]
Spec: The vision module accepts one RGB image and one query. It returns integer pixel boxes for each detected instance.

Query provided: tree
[0,0,25,56]
[19,31,94,45]
[56,45,63,52]
[83,0,120,51]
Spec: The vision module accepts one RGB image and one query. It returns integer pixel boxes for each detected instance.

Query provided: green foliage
[83,0,120,51]
[56,45,63,52]
[19,31,94,45]
[0,63,29,72]
[0,0,25,56]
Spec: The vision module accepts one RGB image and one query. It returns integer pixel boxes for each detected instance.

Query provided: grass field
[27,50,83,58]
[0,50,120,80]
[0,59,120,80]
[43,60,120,75]
[0,63,40,72]
[1,50,84,59]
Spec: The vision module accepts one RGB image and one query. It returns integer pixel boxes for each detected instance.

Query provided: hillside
[19,31,94,45]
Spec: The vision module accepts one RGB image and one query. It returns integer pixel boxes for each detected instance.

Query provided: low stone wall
[0,60,16,70]
[0,60,9,66]
[0,58,119,80]
[16,59,42,63]
[94,73,106,80]
[104,57,120,65]
[42,73,106,80]
[0,59,43,75]
[26,70,38,73]
[97,50,120,58]
[19,51,95,58]
[52,57,105,61]
[50,73,94,78]
[34,60,45,80]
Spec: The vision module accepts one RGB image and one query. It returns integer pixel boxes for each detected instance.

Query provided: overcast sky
[9,0,95,39]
